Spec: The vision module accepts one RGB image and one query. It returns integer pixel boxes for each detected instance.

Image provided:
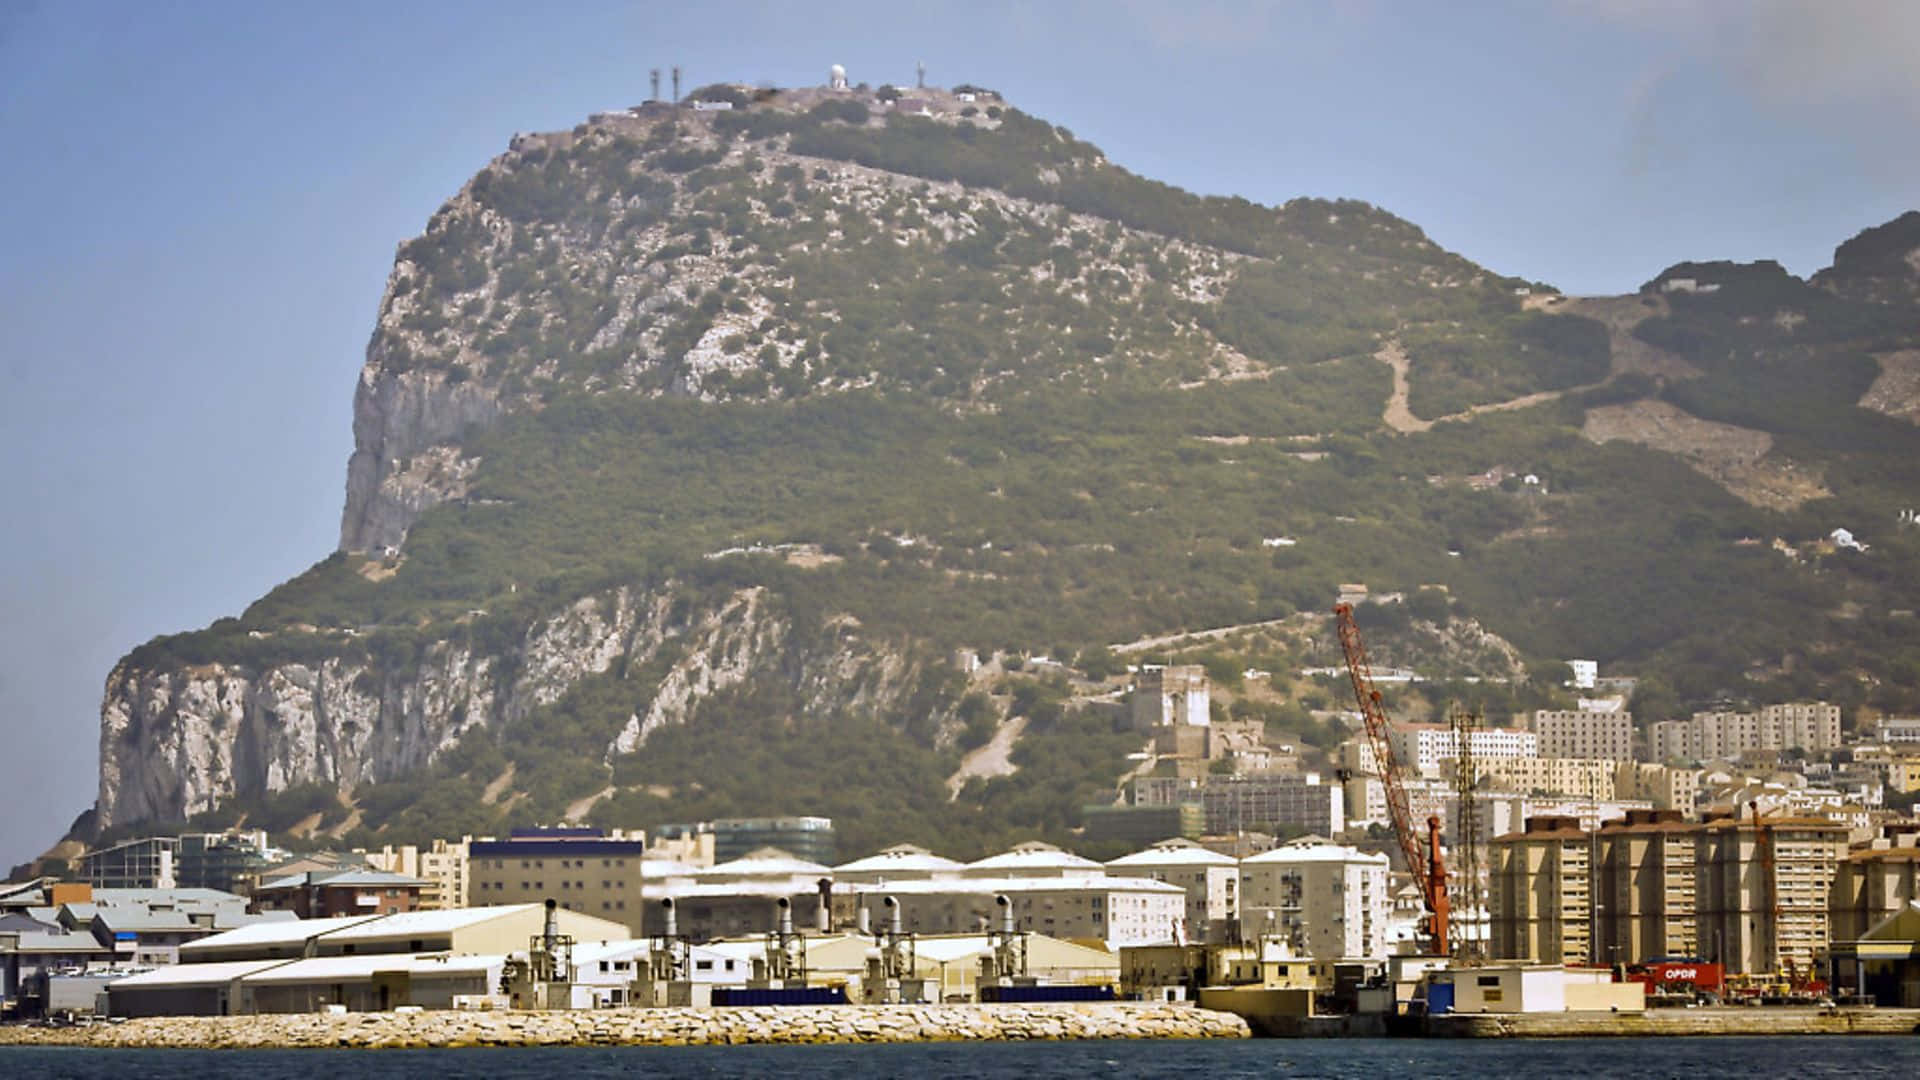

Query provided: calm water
[6,1037,1920,1079]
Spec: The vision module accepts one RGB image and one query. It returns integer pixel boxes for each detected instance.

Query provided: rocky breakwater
[0,1003,1250,1050]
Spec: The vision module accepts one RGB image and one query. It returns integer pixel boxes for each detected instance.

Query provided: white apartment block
[1648,703,1843,763]
[1388,725,1537,778]
[1238,839,1390,962]
[1533,710,1635,763]
[1106,839,1240,944]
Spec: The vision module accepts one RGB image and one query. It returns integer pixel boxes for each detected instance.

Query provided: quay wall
[1427,1006,1920,1038]
[0,1002,1249,1050]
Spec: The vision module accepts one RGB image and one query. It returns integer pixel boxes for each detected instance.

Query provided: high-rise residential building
[1489,816,1592,966]
[1647,703,1843,763]
[1131,665,1210,730]
[1533,709,1635,763]
[1696,813,1847,975]
[1237,838,1390,961]
[1593,810,1699,965]
[1761,703,1842,751]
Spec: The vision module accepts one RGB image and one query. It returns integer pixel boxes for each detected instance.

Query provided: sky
[2,0,1917,869]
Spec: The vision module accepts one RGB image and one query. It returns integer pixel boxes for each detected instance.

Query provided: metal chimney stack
[777,896,794,937]
[996,894,1013,935]
[884,895,901,937]
[662,897,677,940]
[543,898,559,952]
[816,878,832,933]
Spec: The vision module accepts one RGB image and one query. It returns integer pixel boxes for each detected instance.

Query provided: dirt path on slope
[1377,341,1431,433]
[481,763,516,804]
[1111,616,1299,656]
[946,714,1029,798]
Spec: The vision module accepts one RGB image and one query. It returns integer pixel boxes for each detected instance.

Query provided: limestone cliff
[96,583,930,829]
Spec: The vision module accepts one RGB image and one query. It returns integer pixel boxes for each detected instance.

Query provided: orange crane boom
[1335,602,1450,955]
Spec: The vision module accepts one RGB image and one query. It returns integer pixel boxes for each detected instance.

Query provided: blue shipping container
[978,984,1116,1004]
[711,987,849,1007]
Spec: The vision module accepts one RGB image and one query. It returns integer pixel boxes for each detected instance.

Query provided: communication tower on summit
[650,68,661,102]
[916,60,925,89]
[672,65,682,104]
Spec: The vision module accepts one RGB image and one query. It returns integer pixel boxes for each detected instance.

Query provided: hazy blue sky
[3,0,1916,868]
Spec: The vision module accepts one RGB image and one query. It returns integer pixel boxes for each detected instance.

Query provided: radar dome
[829,63,848,90]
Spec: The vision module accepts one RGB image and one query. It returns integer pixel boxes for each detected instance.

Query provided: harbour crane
[1334,602,1450,956]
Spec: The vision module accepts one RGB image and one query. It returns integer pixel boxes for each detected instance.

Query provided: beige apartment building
[1533,709,1635,763]
[1593,810,1699,964]
[1615,762,1701,816]
[468,828,647,931]
[1650,703,1843,763]
[359,837,472,910]
[1489,816,1592,966]
[1695,814,1846,975]
[1477,757,1617,801]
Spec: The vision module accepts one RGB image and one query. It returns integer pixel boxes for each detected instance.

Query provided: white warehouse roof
[319,904,539,943]
[241,952,505,984]
[109,959,286,988]
[179,914,380,957]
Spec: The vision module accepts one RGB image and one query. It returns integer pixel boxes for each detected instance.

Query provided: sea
[5,1037,1920,1079]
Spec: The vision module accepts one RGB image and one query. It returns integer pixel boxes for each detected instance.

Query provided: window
[696,960,714,971]
[1478,975,1503,988]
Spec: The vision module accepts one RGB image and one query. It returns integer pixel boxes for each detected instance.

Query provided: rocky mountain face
[98,581,929,827]
[91,83,1920,856]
